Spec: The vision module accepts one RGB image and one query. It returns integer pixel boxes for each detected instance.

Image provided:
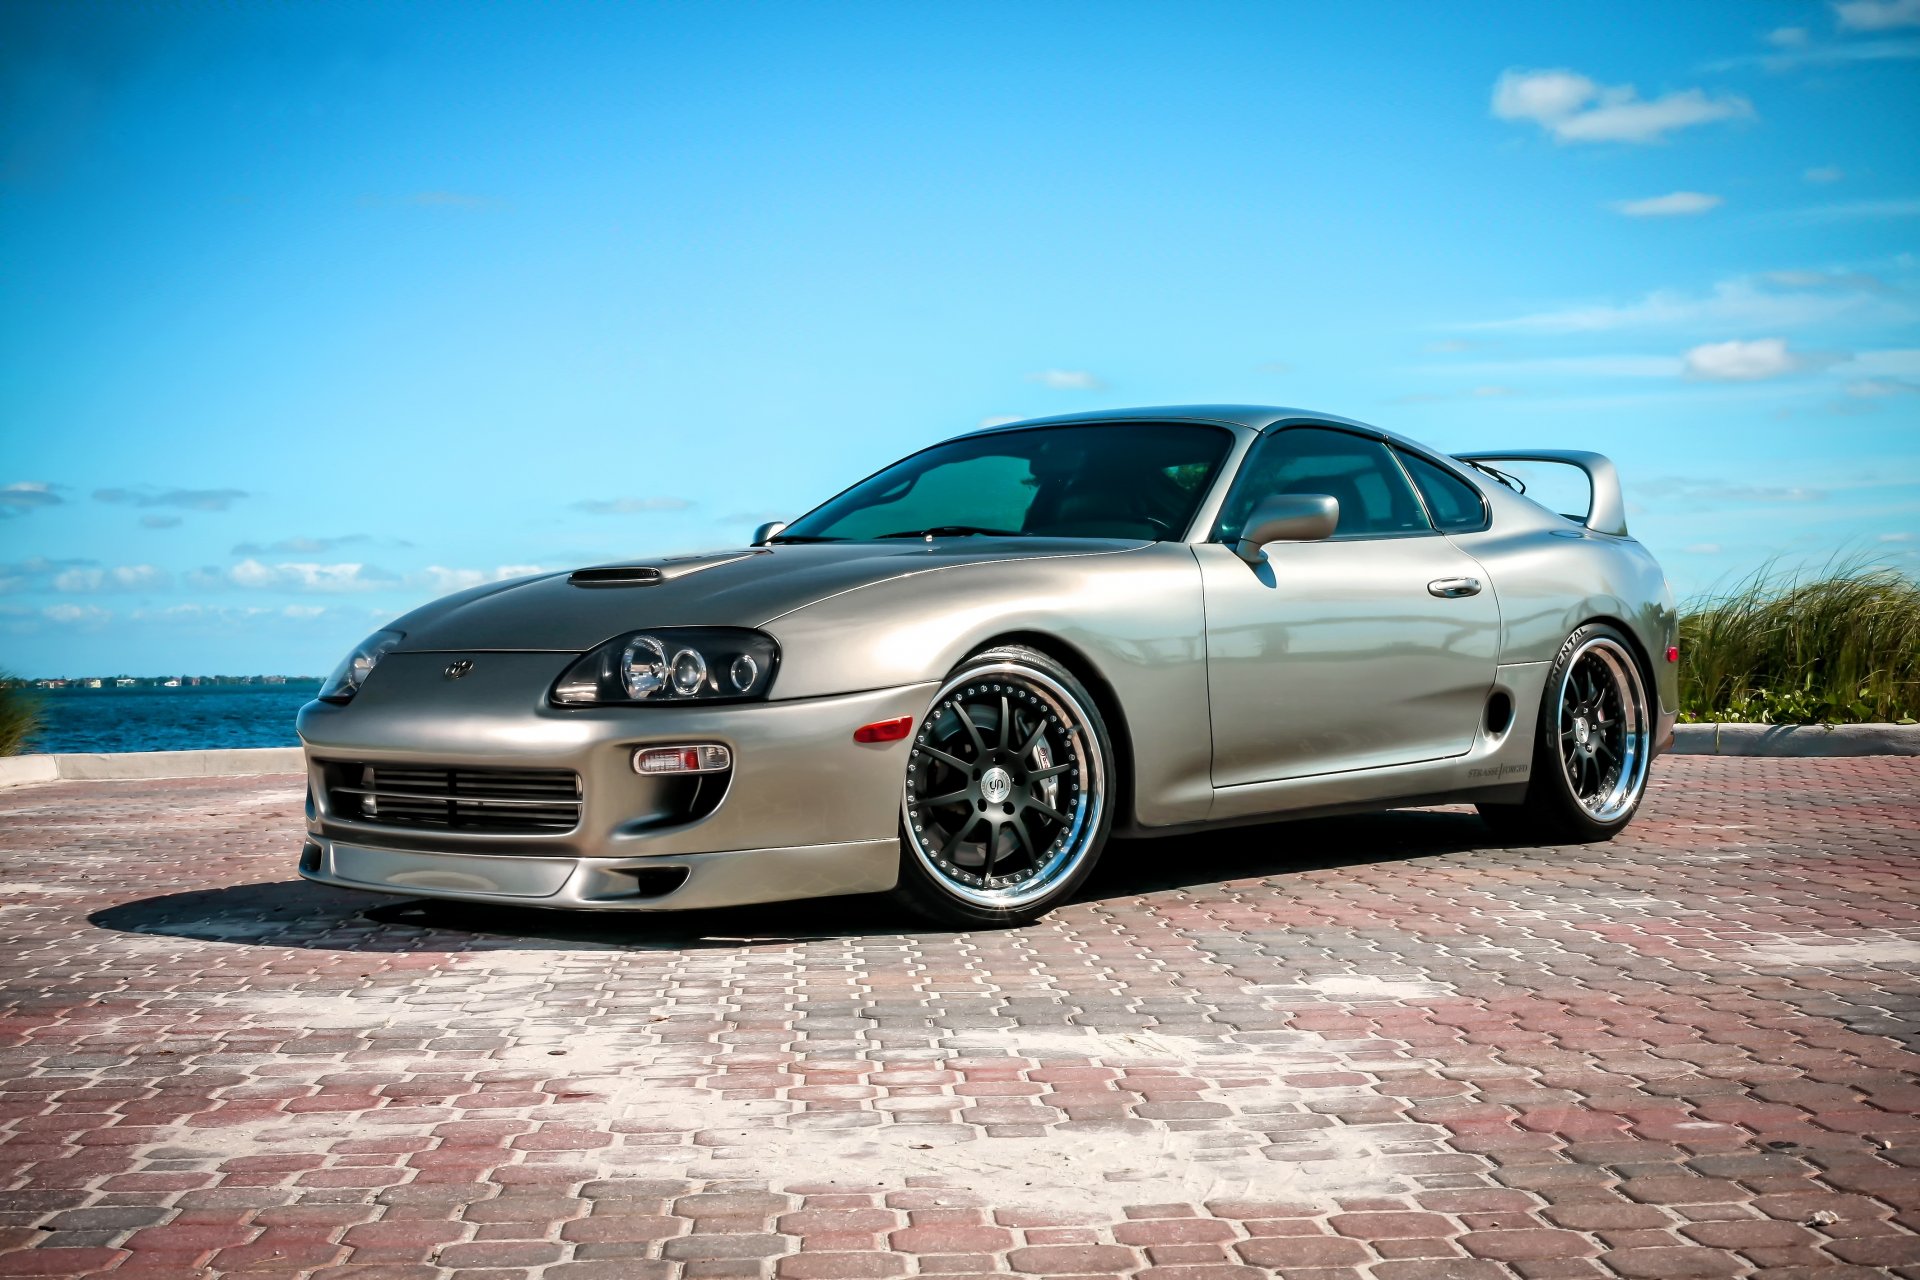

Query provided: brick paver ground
[1,756,1917,1280]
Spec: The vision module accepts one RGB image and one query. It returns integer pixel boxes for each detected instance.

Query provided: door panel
[1198,538,1501,786]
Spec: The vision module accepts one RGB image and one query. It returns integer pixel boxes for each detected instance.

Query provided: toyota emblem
[444,659,475,680]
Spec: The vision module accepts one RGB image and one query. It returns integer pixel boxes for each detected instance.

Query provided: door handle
[1428,576,1482,598]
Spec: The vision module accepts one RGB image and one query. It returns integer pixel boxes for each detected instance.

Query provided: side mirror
[1230,494,1338,562]
[751,521,788,546]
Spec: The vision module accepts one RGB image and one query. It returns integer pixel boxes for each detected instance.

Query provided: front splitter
[299,836,900,911]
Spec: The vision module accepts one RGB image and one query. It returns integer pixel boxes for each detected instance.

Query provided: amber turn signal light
[633,744,732,775]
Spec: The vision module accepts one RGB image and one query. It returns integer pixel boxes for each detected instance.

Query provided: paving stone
[0,759,1915,1278]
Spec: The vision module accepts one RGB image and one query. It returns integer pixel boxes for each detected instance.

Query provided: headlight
[317,629,405,704]
[552,628,779,706]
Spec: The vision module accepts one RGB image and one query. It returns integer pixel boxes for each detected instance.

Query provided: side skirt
[1119,659,1548,838]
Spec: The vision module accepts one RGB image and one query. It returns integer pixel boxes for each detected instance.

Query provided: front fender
[764,543,1214,827]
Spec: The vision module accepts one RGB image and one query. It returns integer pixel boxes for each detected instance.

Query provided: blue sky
[3,0,1917,676]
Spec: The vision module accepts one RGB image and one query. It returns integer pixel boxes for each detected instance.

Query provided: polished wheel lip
[900,661,1105,910]
[1555,635,1649,823]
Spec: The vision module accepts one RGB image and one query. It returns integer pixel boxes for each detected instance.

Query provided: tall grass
[0,672,41,756]
[1679,562,1920,724]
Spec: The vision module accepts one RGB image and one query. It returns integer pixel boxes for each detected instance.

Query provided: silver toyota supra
[297,406,1677,927]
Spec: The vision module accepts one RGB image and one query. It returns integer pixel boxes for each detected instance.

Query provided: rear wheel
[891,645,1115,928]
[1477,622,1652,843]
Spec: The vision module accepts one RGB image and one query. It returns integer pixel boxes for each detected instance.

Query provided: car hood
[390,539,1149,652]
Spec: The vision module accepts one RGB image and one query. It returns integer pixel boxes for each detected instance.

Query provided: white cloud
[1881,532,1915,542]
[1759,269,1885,291]
[1026,369,1105,390]
[128,603,284,624]
[1847,377,1920,397]
[1683,338,1825,381]
[571,496,693,515]
[1492,68,1597,122]
[1640,477,1828,505]
[1461,272,1904,334]
[94,486,248,512]
[415,565,547,593]
[1777,197,1920,224]
[282,605,328,619]
[225,559,399,592]
[1705,37,1920,69]
[1491,68,1752,143]
[43,603,111,627]
[231,534,374,556]
[0,482,64,518]
[52,564,169,593]
[1834,0,1920,31]
[977,415,1023,429]
[1804,165,1845,183]
[1840,348,1920,377]
[1612,191,1723,217]
[1768,26,1810,46]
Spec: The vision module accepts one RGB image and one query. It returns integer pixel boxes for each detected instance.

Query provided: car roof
[961,404,1438,453]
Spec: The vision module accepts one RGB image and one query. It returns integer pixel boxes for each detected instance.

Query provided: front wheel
[1478,622,1653,844]
[890,645,1115,928]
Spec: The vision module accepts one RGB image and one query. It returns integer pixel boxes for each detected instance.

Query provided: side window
[1397,450,1490,533]
[1215,427,1431,540]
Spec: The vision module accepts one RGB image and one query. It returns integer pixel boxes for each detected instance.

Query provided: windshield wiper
[876,525,1024,540]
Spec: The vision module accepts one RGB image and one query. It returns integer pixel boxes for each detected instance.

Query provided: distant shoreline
[18,676,319,690]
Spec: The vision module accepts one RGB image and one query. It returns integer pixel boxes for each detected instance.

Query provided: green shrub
[0,673,41,756]
[1678,562,1920,725]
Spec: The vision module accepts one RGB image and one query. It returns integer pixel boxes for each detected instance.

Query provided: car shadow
[89,808,1509,953]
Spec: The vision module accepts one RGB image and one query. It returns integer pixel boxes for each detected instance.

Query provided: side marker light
[853,716,913,744]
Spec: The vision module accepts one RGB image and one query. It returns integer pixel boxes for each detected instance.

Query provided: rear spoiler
[1454,449,1628,537]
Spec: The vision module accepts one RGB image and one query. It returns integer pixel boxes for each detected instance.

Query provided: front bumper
[296,651,932,910]
[298,836,900,911]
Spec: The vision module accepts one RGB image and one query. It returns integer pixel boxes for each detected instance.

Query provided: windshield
[776,423,1235,543]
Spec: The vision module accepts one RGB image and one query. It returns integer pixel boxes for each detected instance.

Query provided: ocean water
[23,683,323,754]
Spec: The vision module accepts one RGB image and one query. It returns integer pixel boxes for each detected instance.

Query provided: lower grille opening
[324,762,583,834]
[623,867,692,898]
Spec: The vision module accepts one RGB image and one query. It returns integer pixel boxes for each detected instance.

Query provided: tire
[1477,622,1654,844]
[890,644,1116,928]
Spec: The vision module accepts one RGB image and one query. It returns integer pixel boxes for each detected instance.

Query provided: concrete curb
[0,746,304,787]
[1672,723,1920,757]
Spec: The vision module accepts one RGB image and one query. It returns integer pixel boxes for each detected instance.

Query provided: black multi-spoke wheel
[892,645,1113,927]
[1557,636,1647,822]
[1478,622,1653,843]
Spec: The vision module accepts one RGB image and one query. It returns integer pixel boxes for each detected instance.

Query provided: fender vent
[1485,691,1514,736]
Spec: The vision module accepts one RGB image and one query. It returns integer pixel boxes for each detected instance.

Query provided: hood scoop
[567,550,763,588]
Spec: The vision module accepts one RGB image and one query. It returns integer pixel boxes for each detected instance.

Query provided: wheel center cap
[1574,717,1590,744]
[980,766,1013,805]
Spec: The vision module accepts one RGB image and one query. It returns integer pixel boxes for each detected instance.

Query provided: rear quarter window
[1398,451,1490,533]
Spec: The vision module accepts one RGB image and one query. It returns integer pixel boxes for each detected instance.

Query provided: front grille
[326,763,582,834]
